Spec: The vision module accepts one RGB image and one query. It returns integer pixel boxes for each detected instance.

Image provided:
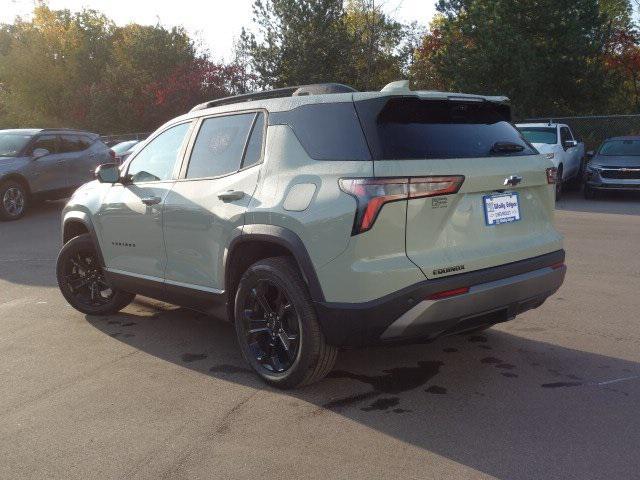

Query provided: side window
[30,135,58,155]
[269,103,371,161]
[59,135,81,153]
[560,127,571,144]
[75,136,92,151]
[242,112,265,168]
[128,123,191,183]
[186,113,255,179]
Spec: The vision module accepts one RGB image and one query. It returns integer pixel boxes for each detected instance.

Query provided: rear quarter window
[268,103,371,161]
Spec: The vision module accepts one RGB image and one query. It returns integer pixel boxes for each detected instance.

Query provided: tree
[410,0,635,117]
[240,0,416,90]
[342,0,409,90]
[0,5,244,133]
[240,0,350,88]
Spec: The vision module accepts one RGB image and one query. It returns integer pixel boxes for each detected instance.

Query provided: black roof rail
[190,83,357,112]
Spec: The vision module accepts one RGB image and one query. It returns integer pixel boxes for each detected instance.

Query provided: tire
[56,234,135,315]
[234,257,337,389]
[0,180,29,220]
[555,165,563,201]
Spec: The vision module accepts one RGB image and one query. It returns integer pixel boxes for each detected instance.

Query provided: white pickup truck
[516,122,585,199]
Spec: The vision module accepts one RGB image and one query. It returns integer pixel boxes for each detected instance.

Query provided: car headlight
[545,153,555,160]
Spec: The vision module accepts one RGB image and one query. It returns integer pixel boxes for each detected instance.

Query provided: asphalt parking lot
[1,191,640,480]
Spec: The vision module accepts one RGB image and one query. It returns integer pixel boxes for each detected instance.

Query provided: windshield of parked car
[518,127,558,145]
[0,133,33,157]
[599,139,640,156]
[111,140,139,154]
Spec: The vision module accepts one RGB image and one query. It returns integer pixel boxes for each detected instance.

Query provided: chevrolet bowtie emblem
[504,175,523,187]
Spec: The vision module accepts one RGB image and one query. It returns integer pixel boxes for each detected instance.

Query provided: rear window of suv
[355,97,536,160]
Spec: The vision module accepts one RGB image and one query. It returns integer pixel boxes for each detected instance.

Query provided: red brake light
[546,167,557,184]
[427,286,469,300]
[339,176,464,235]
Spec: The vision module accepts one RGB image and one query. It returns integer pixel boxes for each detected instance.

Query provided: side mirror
[95,163,120,183]
[32,148,49,159]
[586,150,595,158]
[563,140,577,149]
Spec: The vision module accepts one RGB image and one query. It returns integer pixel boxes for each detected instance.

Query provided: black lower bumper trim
[315,250,565,346]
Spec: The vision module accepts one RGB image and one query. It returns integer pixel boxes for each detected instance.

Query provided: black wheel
[583,185,596,199]
[0,180,28,220]
[56,234,134,315]
[234,257,337,389]
[555,166,563,201]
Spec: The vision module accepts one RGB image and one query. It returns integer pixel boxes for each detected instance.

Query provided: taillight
[339,176,464,235]
[109,149,116,162]
[546,167,557,184]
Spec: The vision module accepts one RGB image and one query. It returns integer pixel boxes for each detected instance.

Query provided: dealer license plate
[483,193,521,226]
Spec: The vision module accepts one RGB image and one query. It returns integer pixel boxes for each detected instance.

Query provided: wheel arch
[225,225,325,322]
[1,173,31,194]
[61,210,105,266]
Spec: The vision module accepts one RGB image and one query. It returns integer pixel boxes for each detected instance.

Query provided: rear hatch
[354,95,562,279]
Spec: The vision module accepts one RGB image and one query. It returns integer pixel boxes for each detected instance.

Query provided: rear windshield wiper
[491,142,525,154]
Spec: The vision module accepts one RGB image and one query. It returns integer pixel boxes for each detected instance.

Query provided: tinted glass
[519,127,557,145]
[0,133,33,157]
[59,135,91,153]
[76,136,92,151]
[560,127,572,144]
[31,135,58,155]
[187,113,255,179]
[269,103,371,161]
[358,98,534,159]
[128,123,190,182]
[242,113,265,168]
[599,139,640,156]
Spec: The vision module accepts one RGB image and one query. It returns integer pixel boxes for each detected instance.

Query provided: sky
[2,0,437,61]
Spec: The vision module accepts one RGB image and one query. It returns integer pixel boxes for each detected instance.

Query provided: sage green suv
[56,81,566,388]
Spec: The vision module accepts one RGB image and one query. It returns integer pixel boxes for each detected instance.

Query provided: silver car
[0,128,112,220]
[584,136,640,198]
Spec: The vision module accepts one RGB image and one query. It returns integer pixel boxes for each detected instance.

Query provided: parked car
[0,128,113,220]
[110,140,140,165]
[56,81,565,388]
[584,136,640,198]
[516,122,585,199]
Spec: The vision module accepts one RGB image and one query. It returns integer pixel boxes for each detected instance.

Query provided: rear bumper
[315,250,565,346]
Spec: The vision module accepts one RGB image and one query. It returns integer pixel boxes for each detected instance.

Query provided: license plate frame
[483,192,521,226]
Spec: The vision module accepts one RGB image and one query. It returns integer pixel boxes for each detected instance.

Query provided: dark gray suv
[0,128,112,220]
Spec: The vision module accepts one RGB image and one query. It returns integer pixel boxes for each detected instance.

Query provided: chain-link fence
[522,115,640,152]
[99,132,151,147]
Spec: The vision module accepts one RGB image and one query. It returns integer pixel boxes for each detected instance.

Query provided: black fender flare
[226,224,325,303]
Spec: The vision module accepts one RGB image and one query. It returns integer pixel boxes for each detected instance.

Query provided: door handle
[217,190,245,202]
[141,196,161,205]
